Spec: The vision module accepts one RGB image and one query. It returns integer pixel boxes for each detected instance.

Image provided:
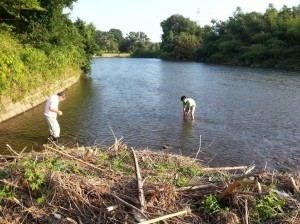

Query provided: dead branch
[43,144,116,180]
[290,176,299,193]
[131,147,146,210]
[219,181,241,198]
[202,166,247,172]
[231,171,265,181]
[139,209,190,224]
[103,193,148,219]
[6,144,20,156]
[176,184,220,192]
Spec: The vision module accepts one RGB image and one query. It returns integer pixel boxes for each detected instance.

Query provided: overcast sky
[66,0,300,42]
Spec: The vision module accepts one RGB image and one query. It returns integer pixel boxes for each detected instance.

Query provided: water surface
[1,58,300,171]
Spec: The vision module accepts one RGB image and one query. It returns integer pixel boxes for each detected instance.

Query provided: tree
[160,14,202,59]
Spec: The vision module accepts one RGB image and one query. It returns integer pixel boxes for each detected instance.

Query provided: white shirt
[44,95,59,117]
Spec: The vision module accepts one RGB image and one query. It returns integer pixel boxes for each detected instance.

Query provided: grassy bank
[0,141,299,223]
[0,31,82,103]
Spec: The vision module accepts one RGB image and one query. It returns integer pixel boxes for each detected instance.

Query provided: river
[1,58,300,171]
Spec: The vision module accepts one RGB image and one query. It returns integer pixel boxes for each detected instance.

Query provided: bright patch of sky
[66,0,300,42]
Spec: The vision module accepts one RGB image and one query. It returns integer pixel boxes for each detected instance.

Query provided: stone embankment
[0,76,80,123]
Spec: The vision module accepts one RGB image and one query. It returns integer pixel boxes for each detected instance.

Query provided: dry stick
[6,144,20,156]
[202,166,247,172]
[103,193,148,219]
[194,135,202,160]
[231,171,265,181]
[176,184,220,192]
[245,199,249,224]
[257,181,262,194]
[290,176,299,193]
[0,155,20,159]
[131,147,146,211]
[43,144,107,174]
[139,209,190,224]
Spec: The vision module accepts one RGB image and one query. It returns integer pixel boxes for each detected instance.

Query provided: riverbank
[94,53,131,58]
[1,141,299,223]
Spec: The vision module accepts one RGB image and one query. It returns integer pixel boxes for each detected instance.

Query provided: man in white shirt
[44,91,66,143]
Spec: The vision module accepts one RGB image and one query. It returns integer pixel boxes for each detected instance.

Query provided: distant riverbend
[1,58,300,171]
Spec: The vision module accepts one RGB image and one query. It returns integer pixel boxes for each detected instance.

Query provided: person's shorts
[185,106,196,113]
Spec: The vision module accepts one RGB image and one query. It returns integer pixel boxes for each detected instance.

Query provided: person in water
[44,91,67,143]
[181,96,196,120]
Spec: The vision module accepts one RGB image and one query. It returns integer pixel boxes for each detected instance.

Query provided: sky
[66,0,300,42]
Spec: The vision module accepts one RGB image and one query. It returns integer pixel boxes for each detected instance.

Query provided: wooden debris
[131,147,146,211]
[290,176,299,193]
[176,184,220,192]
[139,209,190,224]
[83,148,94,160]
[43,144,106,174]
[231,171,265,181]
[103,193,148,220]
[219,181,241,198]
[202,166,247,172]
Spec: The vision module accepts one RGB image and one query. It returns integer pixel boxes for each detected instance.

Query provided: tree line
[1,1,299,100]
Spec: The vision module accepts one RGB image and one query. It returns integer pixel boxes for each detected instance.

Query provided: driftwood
[290,176,299,193]
[103,193,148,219]
[131,147,146,210]
[219,181,241,198]
[139,209,190,224]
[202,166,247,172]
[231,171,265,181]
[176,184,220,192]
[43,144,106,174]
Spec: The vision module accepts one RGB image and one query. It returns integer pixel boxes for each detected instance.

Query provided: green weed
[23,159,45,191]
[251,192,285,223]
[0,185,16,199]
[201,194,223,215]
[97,152,109,166]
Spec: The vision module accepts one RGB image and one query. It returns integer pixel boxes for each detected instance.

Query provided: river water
[1,58,300,171]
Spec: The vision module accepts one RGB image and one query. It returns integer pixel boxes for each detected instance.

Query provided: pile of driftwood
[0,141,299,223]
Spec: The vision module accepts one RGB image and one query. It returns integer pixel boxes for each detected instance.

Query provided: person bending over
[181,95,196,120]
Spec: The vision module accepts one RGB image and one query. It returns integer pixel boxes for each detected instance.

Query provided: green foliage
[251,192,285,223]
[174,175,190,187]
[160,14,202,60]
[23,159,45,191]
[179,163,200,178]
[201,194,223,215]
[0,185,16,199]
[197,4,300,69]
[97,152,109,166]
